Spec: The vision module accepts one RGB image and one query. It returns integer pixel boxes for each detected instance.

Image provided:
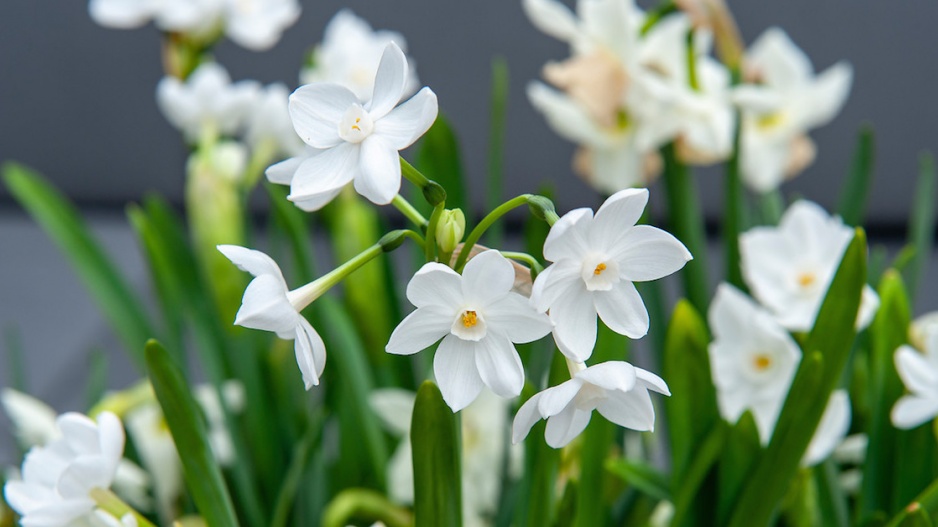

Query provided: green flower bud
[435,208,466,254]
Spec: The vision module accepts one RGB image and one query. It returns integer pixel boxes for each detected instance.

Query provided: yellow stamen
[753,354,772,371]
[462,310,478,328]
[594,263,607,275]
[797,272,816,288]
[351,118,361,131]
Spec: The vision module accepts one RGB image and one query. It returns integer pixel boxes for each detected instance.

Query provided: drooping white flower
[156,62,260,143]
[245,83,304,158]
[300,10,419,102]
[708,284,801,444]
[739,200,879,332]
[370,388,516,527]
[892,328,938,429]
[531,188,691,362]
[221,0,300,51]
[803,390,851,467]
[218,245,326,389]
[732,28,853,193]
[386,250,553,411]
[4,412,125,527]
[286,42,438,208]
[512,361,670,448]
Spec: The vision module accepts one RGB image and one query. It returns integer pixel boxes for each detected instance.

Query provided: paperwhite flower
[512,361,670,448]
[739,200,879,332]
[803,390,851,467]
[287,42,438,208]
[88,0,160,29]
[222,0,300,51]
[218,245,326,389]
[892,328,938,429]
[156,62,260,143]
[733,28,852,193]
[300,10,419,102]
[370,388,516,527]
[4,412,125,527]
[531,188,691,361]
[245,83,304,158]
[1,388,59,447]
[708,284,801,444]
[386,250,552,411]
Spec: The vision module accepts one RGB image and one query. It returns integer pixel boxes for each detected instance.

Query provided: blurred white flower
[300,9,419,102]
[708,284,801,444]
[739,200,879,332]
[909,311,938,352]
[287,42,438,208]
[4,412,124,527]
[245,83,304,158]
[1,388,59,447]
[892,328,938,429]
[218,244,326,389]
[221,0,300,51]
[187,140,248,184]
[733,28,853,193]
[512,361,670,448]
[95,511,139,527]
[531,188,691,362]
[386,250,552,411]
[157,62,259,143]
[803,390,851,467]
[88,0,161,29]
[370,388,516,527]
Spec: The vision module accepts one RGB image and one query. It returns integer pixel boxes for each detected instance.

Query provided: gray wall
[1,1,936,221]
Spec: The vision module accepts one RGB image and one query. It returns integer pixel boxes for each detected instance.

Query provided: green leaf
[898,507,934,527]
[145,340,240,527]
[815,460,850,527]
[270,417,323,527]
[902,152,937,300]
[723,108,749,291]
[412,381,462,527]
[728,230,867,527]
[605,458,670,502]
[416,113,466,214]
[887,478,938,527]
[3,162,155,367]
[486,56,510,246]
[717,413,761,525]
[838,125,876,226]
[671,423,728,527]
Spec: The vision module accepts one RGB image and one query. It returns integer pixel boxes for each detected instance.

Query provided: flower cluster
[525,0,851,195]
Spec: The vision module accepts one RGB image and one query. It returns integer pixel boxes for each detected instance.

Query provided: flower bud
[435,208,466,253]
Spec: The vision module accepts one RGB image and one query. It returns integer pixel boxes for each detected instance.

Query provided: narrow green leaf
[145,340,240,527]
[3,163,155,367]
[412,380,462,527]
[717,413,761,525]
[902,152,937,300]
[486,56,510,246]
[815,460,850,527]
[723,107,749,291]
[605,458,670,501]
[838,126,876,226]
[898,507,934,527]
[416,113,466,214]
[887,478,938,527]
[671,423,728,527]
[271,416,323,527]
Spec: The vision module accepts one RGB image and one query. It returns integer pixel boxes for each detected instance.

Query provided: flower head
[283,42,438,209]
[739,200,879,332]
[531,188,691,361]
[4,412,125,527]
[892,328,938,429]
[245,83,304,158]
[386,250,552,411]
[217,245,326,389]
[512,361,670,448]
[733,28,852,192]
[222,0,300,51]
[708,284,801,444]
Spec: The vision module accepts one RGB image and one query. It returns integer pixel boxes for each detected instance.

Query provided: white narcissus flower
[245,83,305,158]
[386,250,553,411]
[892,328,938,429]
[156,62,260,143]
[286,42,438,208]
[512,361,670,448]
[1,388,59,447]
[531,188,691,362]
[4,412,125,527]
[218,245,326,389]
[733,28,852,193]
[300,10,419,102]
[739,200,879,332]
[221,0,300,51]
[803,390,851,467]
[88,0,160,29]
[708,284,801,444]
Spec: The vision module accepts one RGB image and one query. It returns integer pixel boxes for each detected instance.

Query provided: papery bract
[512,361,670,448]
[531,188,691,361]
[386,250,552,411]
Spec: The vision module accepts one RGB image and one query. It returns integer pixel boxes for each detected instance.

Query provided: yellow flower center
[594,263,607,276]
[753,354,772,371]
[757,112,786,130]
[797,272,816,288]
[351,117,361,131]
[462,310,478,328]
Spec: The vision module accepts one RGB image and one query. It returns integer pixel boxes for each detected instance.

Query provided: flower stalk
[90,487,158,527]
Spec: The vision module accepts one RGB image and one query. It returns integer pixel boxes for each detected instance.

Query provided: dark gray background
[1,1,937,460]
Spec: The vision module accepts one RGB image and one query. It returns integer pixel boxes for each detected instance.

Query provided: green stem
[661,143,710,314]
[401,157,446,206]
[454,194,535,272]
[886,477,938,527]
[322,488,413,527]
[391,194,429,229]
[425,202,445,262]
[270,416,323,527]
[724,80,748,291]
[288,240,391,309]
[500,251,545,276]
[90,488,158,527]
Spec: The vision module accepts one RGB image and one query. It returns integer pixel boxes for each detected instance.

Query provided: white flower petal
[596,388,656,432]
[803,390,850,467]
[512,392,545,444]
[530,260,580,312]
[89,0,154,28]
[355,135,402,205]
[461,250,516,307]
[544,406,592,448]
[295,318,326,389]
[536,378,583,417]
[265,155,304,185]
[635,367,671,396]
[527,82,606,146]
[473,335,525,398]
[406,263,464,309]
[550,289,598,362]
[217,245,284,280]
[612,225,692,282]
[289,84,358,148]
[795,62,852,130]
[386,308,451,355]
[892,395,938,430]
[591,188,648,249]
[593,281,649,339]
[369,389,416,436]
[234,274,297,337]
[484,293,552,344]
[434,335,485,411]
[374,87,439,150]
[288,142,358,210]
[748,27,813,89]
[368,42,408,120]
[521,0,579,42]
[895,345,938,395]
[543,207,593,263]
[574,361,636,393]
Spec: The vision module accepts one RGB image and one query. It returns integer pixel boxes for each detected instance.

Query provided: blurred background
[1,0,937,457]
